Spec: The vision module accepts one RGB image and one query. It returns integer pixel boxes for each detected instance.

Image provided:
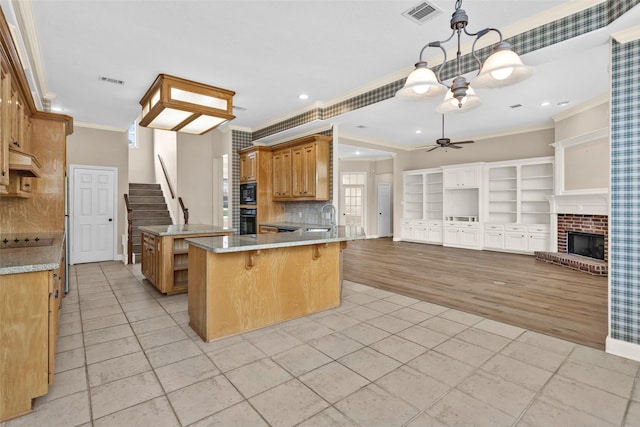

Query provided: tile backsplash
[283,201,334,225]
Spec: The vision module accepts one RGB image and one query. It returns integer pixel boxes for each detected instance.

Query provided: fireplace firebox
[567,232,605,260]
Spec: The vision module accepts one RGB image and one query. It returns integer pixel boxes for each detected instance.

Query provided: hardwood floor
[343,238,608,349]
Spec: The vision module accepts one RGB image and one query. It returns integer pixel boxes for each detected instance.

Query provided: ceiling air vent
[510,104,523,109]
[98,76,124,85]
[402,1,442,25]
[233,105,248,112]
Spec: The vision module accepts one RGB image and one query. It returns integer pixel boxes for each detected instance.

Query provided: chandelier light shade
[473,42,533,88]
[436,85,481,113]
[396,0,533,112]
[139,74,235,135]
[395,61,444,99]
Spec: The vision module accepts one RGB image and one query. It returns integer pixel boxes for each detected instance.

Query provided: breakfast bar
[186,226,365,342]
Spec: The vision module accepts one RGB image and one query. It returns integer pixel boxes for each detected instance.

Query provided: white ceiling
[5,1,639,159]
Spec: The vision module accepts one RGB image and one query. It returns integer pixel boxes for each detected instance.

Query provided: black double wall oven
[240,183,257,235]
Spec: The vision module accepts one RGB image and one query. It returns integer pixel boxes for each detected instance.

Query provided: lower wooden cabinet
[0,262,64,422]
[141,230,232,294]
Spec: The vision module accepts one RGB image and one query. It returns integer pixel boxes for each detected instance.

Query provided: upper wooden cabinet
[272,147,291,198]
[272,135,330,201]
[0,60,9,190]
[240,150,257,182]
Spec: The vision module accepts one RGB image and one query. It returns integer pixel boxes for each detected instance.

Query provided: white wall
[66,125,129,256]
[128,125,155,184]
[153,130,179,223]
[176,132,214,225]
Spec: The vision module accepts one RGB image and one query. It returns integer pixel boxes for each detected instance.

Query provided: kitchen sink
[304,227,332,232]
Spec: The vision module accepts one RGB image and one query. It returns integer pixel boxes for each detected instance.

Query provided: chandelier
[396,0,533,113]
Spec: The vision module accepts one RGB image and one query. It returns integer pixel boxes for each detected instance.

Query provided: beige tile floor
[3,261,640,427]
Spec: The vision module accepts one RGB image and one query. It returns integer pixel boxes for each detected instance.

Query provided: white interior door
[71,165,116,264]
[377,183,391,237]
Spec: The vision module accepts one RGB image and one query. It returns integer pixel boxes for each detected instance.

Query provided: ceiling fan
[425,115,474,152]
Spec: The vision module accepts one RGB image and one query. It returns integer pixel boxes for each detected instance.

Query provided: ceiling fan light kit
[396,0,533,112]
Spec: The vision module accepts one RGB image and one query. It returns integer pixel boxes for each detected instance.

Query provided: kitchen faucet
[320,203,337,229]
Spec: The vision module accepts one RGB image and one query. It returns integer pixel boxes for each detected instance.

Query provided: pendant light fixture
[396,0,533,112]
[139,74,235,135]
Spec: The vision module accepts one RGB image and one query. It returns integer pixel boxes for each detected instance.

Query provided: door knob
[108,218,113,222]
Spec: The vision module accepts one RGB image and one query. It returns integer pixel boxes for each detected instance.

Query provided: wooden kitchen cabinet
[240,150,257,182]
[0,60,9,191]
[140,227,233,294]
[0,239,65,422]
[273,148,291,198]
[141,232,158,285]
[272,134,330,201]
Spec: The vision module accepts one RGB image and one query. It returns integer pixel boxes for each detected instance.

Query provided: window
[128,122,137,148]
[340,172,367,228]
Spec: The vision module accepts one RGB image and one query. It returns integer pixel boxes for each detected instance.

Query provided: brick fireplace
[557,214,608,261]
[535,194,609,276]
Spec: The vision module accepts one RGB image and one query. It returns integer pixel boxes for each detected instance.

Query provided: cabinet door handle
[1,170,5,176]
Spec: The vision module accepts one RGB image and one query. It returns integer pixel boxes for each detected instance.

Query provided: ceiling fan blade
[451,140,474,144]
[426,146,440,152]
[449,144,463,149]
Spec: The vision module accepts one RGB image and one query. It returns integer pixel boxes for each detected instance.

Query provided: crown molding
[11,0,52,102]
[552,93,609,122]
[611,25,640,44]
[338,132,409,152]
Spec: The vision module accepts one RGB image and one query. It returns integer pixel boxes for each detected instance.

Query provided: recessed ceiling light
[416,130,422,134]
[298,93,309,100]
[354,151,361,155]
[557,101,570,106]
[51,106,63,112]
[540,101,551,107]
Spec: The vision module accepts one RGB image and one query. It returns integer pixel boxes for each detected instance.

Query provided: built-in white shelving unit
[520,162,554,225]
[399,157,554,254]
[487,165,517,224]
[403,172,425,220]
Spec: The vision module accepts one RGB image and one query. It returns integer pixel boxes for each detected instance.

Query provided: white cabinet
[401,220,441,244]
[505,226,528,251]
[502,225,550,253]
[528,226,550,252]
[483,224,505,249]
[443,166,481,188]
[428,221,443,243]
[443,222,481,249]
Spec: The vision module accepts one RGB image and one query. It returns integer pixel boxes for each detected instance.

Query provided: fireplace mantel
[548,192,609,215]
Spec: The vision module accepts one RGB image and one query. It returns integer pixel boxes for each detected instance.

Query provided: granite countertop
[259,221,333,231]
[0,232,65,275]
[138,224,234,237]
[187,225,366,254]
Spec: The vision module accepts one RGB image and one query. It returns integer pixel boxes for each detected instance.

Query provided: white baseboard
[606,336,640,362]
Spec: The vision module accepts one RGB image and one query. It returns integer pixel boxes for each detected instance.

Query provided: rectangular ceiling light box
[139,74,235,135]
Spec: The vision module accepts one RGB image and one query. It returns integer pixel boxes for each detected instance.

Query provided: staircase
[128,183,172,263]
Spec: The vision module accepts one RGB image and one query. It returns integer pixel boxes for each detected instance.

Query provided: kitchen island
[138,224,233,294]
[186,226,365,342]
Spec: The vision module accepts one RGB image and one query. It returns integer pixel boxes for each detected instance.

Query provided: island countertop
[0,232,65,275]
[186,225,365,254]
[138,224,234,237]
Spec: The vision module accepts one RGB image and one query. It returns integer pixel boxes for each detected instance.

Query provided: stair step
[133,218,173,226]
[129,196,166,204]
[130,203,167,211]
[129,183,161,190]
[133,210,171,219]
[129,189,164,197]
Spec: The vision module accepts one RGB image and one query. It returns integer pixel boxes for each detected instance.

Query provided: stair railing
[178,197,189,224]
[124,194,133,264]
[157,154,175,199]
